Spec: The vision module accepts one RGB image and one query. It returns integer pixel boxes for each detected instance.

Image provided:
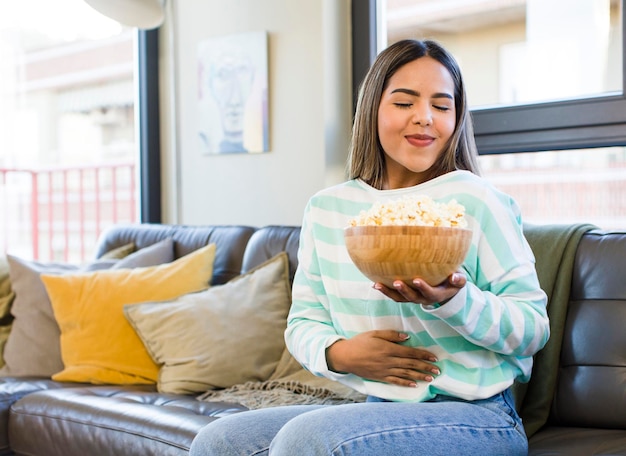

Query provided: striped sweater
[285,171,550,402]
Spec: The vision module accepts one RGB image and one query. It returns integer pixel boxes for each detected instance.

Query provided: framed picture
[197,31,269,155]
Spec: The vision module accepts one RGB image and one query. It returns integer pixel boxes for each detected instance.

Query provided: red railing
[1,162,137,263]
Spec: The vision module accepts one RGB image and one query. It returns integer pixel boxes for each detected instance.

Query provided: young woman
[190,39,550,456]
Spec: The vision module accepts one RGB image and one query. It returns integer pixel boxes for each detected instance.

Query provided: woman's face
[377,56,456,189]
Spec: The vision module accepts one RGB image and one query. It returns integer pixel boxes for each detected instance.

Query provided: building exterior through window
[0,0,138,262]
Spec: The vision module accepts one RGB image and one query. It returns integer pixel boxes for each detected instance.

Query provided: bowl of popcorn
[344,195,472,287]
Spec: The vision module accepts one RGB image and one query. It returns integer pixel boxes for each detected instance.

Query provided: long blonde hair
[348,39,481,189]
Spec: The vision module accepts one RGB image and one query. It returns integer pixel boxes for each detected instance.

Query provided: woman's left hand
[374,272,466,306]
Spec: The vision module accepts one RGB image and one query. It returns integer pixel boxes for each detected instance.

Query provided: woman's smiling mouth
[406,134,435,147]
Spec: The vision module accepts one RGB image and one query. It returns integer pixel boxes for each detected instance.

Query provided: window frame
[351,0,626,155]
[137,28,162,223]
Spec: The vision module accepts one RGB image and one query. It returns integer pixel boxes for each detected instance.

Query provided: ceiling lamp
[84,0,165,29]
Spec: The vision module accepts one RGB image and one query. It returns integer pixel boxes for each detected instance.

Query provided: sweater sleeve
[423,187,550,358]
[284,201,350,380]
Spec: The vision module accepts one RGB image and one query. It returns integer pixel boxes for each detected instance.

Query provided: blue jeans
[189,389,527,456]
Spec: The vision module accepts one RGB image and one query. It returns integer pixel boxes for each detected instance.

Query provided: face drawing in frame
[198,31,269,155]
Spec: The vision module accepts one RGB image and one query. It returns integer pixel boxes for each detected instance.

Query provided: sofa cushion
[0,238,176,378]
[240,226,300,281]
[0,377,94,455]
[124,252,292,394]
[94,224,258,285]
[528,426,626,456]
[41,243,215,385]
[9,385,246,456]
[551,231,626,429]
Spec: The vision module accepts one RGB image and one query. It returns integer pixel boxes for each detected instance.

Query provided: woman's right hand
[325,330,440,387]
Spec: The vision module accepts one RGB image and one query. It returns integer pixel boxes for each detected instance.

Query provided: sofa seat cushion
[529,426,626,455]
[9,386,248,456]
[0,377,91,455]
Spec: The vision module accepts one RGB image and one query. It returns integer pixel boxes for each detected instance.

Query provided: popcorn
[349,195,467,228]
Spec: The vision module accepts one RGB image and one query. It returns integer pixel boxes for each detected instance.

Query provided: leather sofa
[0,223,624,456]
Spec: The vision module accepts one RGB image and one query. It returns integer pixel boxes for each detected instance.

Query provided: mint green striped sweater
[285,171,550,402]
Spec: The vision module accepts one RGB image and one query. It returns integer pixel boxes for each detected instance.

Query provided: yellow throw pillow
[41,243,216,385]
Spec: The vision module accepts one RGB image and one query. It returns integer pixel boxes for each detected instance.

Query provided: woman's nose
[412,105,432,126]
[412,112,432,126]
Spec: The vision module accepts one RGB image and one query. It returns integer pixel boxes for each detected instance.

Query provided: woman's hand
[374,271,466,306]
[325,330,440,387]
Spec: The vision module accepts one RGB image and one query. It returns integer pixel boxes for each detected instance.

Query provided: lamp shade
[84,0,165,29]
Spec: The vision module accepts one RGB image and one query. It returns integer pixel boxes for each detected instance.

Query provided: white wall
[159,0,352,226]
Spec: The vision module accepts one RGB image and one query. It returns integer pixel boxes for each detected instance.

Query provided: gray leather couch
[0,223,624,455]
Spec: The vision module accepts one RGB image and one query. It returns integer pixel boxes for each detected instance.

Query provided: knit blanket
[196,348,366,409]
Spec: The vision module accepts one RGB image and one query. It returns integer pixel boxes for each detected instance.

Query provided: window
[0,0,161,262]
[480,147,626,229]
[352,0,626,230]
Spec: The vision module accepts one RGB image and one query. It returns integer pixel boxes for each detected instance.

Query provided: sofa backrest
[241,226,301,283]
[95,223,257,285]
[96,223,626,431]
[550,230,626,429]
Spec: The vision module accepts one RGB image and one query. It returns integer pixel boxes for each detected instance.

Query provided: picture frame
[197,31,269,155]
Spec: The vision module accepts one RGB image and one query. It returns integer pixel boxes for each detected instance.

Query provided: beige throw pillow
[124,252,292,394]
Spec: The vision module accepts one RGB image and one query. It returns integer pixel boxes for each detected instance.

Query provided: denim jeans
[189,388,527,456]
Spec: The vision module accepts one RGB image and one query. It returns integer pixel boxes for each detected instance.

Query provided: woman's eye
[433,105,450,112]
[393,103,412,109]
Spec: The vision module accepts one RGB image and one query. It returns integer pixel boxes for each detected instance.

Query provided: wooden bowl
[344,225,472,287]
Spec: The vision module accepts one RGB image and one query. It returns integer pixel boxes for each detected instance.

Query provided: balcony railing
[1,162,137,263]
